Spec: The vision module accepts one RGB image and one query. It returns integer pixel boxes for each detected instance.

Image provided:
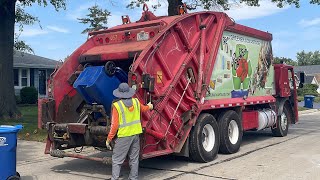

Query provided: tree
[274,57,297,66]
[78,5,111,34]
[127,0,320,16]
[0,0,65,119]
[296,50,320,66]
[311,50,320,65]
[14,4,40,53]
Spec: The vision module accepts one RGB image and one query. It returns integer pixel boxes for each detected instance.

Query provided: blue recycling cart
[304,95,315,108]
[73,66,128,115]
[0,125,23,180]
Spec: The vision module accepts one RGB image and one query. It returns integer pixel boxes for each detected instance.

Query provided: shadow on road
[47,130,280,179]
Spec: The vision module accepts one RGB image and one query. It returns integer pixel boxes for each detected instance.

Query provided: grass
[298,106,310,111]
[1,105,47,142]
[297,96,320,103]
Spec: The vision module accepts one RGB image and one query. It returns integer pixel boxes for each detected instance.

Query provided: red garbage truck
[39,7,299,163]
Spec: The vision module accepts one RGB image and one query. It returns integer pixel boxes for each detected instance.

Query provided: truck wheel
[218,110,243,154]
[272,105,290,137]
[189,113,220,162]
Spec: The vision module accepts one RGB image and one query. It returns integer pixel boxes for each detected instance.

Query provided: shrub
[297,83,319,97]
[20,87,38,104]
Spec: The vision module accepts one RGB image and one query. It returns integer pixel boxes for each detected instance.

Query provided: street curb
[299,109,320,115]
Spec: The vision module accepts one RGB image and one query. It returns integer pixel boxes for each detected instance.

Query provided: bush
[297,84,319,97]
[20,87,38,104]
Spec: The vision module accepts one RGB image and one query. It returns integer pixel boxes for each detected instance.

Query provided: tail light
[132,74,137,81]
[105,37,110,43]
[129,72,138,88]
[96,38,103,44]
[150,31,155,38]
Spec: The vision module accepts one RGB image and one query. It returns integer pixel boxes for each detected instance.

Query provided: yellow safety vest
[113,98,142,137]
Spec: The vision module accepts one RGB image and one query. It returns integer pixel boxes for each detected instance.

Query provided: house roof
[294,65,320,75]
[305,75,315,84]
[14,51,61,69]
[315,74,320,84]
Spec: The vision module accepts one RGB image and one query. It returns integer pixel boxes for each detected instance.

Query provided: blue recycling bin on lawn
[304,95,315,108]
[0,125,23,180]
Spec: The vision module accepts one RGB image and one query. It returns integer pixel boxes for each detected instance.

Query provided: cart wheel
[189,113,220,162]
[105,61,116,76]
[7,175,20,180]
[16,172,20,177]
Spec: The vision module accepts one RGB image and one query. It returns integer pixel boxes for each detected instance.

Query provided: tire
[218,110,243,154]
[189,113,220,162]
[272,105,290,137]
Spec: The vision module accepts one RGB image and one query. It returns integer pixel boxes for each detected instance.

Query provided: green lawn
[1,105,47,142]
[297,106,310,111]
[297,96,320,103]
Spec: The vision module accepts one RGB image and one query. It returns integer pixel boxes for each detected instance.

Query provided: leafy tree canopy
[297,50,320,66]
[127,0,320,15]
[78,5,111,34]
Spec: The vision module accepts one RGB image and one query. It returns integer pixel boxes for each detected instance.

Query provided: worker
[106,83,153,180]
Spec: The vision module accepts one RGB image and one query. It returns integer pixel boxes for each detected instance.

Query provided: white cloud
[299,17,320,27]
[66,3,95,21]
[47,25,69,33]
[20,27,49,37]
[224,1,289,21]
[301,27,320,41]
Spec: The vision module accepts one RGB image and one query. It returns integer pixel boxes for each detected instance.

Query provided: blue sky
[19,0,320,61]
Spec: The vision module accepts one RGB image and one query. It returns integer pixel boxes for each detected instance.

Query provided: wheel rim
[228,120,239,145]
[280,113,288,131]
[202,124,215,152]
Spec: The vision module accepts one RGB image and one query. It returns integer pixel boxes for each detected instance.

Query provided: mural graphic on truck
[206,31,274,100]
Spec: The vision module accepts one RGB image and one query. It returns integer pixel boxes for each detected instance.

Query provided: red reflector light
[105,37,110,43]
[132,74,137,81]
[97,38,103,44]
[150,31,155,38]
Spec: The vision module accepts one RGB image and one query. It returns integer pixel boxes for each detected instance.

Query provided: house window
[13,69,19,86]
[21,69,28,87]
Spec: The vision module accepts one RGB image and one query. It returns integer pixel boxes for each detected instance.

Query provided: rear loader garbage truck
[39,6,299,163]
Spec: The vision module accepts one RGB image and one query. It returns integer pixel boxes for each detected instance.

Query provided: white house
[13,51,61,97]
[294,65,320,93]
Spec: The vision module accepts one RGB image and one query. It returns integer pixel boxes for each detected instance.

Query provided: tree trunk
[168,0,183,16]
[0,0,20,119]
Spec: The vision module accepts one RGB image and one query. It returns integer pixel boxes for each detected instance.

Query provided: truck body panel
[40,9,298,162]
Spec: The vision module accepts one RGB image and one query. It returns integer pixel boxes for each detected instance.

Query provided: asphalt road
[17,110,320,180]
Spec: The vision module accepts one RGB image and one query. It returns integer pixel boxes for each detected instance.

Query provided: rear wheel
[189,113,220,162]
[218,110,243,154]
[272,105,290,137]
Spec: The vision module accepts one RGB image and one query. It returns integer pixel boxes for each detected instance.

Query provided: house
[14,51,61,97]
[294,65,320,93]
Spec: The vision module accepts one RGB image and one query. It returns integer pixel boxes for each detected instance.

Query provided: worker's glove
[105,139,112,150]
[147,102,153,110]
